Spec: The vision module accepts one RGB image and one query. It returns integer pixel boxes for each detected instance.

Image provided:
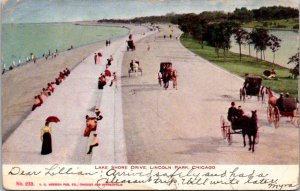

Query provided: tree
[244,32,252,56]
[205,21,237,61]
[287,51,299,78]
[233,27,248,61]
[268,34,281,64]
[250,28,270,62]
[191,19,208,49]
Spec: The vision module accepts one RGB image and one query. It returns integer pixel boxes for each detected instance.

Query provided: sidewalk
[2,26,155,164]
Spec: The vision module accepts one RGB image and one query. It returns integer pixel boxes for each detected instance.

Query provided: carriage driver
[227,102,239,122]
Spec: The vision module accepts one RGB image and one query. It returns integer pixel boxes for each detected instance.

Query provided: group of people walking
[105,40,111,47]
[32,68,70,111]
[39,38,120,156]
[98,54,117,89]
[83,108,103,154]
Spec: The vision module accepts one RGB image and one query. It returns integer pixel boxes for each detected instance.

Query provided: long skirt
[96,56,101,64]
[41,132,52,155]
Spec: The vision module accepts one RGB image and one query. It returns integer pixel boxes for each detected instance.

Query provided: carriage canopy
[244,76,262,95]
[281,97,297,112]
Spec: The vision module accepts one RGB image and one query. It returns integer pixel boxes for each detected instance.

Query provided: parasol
[46,116,60,123]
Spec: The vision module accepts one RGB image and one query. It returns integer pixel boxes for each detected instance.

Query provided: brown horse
[159,70,177,90]
[265,87,277,107]
[241,110,259,152]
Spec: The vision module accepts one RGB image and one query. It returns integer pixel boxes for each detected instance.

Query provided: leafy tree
[268,34,281,64]
[288,51,299,78]
[250,28,270,62]
[233,27,248,61]
[244,32,252,56]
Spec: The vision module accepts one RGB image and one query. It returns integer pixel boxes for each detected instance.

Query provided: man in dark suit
[227,102,238,122]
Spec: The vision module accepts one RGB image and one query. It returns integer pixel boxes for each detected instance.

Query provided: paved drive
[121,25,298,164]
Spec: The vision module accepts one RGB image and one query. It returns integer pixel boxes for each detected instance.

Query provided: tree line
[98,6,298,24]
[97,6,299,77]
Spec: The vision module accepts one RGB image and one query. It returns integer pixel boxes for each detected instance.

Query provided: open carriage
[127,40,135,51]
[158,62,177,90]
[220,111,259,152]
[267,96,299,128]
[240,76,264,102]
[128,61,142,77]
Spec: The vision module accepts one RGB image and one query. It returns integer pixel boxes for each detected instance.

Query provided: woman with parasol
[41,116,60,155]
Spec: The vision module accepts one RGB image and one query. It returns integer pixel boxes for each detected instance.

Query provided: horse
[236,110,258,152]
[160,69,177,90]
[265,87,277,107]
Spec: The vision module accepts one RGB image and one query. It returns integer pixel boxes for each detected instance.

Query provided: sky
[1,0,299,23]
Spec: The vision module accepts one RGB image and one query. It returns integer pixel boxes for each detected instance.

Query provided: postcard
[1,0,299,190]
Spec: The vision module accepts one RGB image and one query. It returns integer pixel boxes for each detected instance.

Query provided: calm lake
[230,29,299,69]
[1,23,128,68]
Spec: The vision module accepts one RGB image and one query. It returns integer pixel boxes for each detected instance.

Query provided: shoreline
[2,22,130,74]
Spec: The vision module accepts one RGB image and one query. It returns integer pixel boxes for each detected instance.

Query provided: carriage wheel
[227,128,232,145]
[267,106,273,123]
[220,116,227,139]
[273,107,280,128]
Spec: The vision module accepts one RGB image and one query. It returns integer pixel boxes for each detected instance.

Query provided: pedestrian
[84,115,97,137]
[109,72,117,87]
[41,121,52,155]
[104,66,111,77]
[98,73,106,89]
[95,108,103,121]
[96,52,102,64]
[94,53,97,64]
[32,95,43,111]
[87,134,99,154]
[108,40,111,46]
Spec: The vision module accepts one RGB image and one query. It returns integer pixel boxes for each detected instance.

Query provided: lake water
[230,29,299,69]
[1,23,128,69]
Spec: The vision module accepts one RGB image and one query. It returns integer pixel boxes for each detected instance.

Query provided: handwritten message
[3,164,299,190]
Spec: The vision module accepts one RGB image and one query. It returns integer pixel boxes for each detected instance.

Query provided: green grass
[243,18,299,30]
[180,34,298,97]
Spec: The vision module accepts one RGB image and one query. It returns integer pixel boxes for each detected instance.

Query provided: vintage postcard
[1,0,299,190]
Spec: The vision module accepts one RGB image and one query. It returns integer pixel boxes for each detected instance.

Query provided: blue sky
[1,0,298,23]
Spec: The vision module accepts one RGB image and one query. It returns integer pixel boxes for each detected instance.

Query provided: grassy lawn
[243,18,299,30]
[180,34,298,97]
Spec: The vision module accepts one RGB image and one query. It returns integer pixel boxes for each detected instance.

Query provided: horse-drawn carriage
[240,76,264,102]
[158,62,177,90]
[266,87,299,128]
[220,110,259,152]
[127,40,135,51]
[128,60,142,77]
